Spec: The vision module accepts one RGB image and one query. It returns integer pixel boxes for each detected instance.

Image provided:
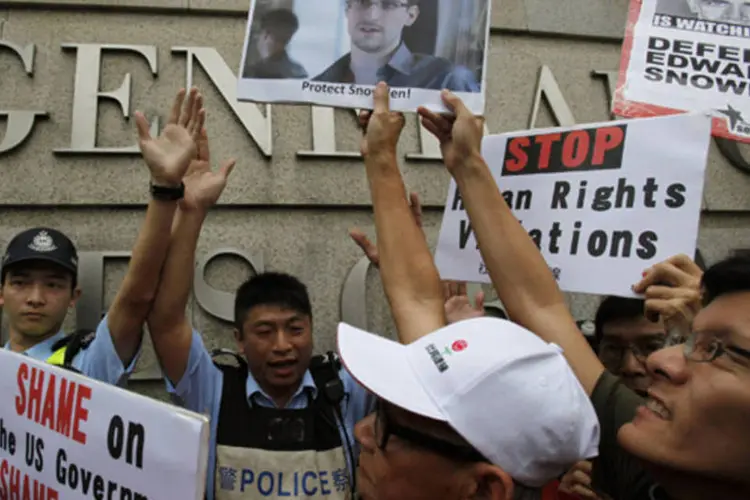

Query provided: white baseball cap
[337,317,600,487]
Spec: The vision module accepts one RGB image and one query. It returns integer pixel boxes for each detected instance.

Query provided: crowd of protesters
[3,84,748,500]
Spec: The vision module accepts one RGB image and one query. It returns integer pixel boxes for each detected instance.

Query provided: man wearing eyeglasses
[559,256,703,500]
[421,85,750,499]
[593,297,669,398]
[313,0,480,92]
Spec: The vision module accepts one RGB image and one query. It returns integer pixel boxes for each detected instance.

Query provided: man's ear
[461,462,513,500]
[405,5,419,27]
[69,287,82,308]
[233,327,243,344]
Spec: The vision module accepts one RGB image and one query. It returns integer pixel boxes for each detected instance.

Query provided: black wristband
[150,182,185,201]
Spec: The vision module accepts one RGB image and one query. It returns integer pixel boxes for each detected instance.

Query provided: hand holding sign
[633,253,703,324]
[417,90,485,174]
[359,82,405,159]
[135,88,203,187]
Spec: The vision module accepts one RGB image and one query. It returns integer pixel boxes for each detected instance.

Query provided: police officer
[145,96,373,499]
[1,86,205,386]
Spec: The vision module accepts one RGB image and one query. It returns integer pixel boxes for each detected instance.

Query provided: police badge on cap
[1,227,79,275]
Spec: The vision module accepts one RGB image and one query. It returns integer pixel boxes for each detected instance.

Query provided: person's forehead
[601,316,664,341]
[6,262,70,278]
[246,305,308,324]
[694,292,750,344]
[385,403,459,441]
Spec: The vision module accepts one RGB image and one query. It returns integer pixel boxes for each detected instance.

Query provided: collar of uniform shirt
[3,330,66,358]
[245,369,318,407]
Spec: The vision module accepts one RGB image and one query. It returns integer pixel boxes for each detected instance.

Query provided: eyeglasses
[682,330,750,364]
[374,400,487,462]
[346,0,411,12]
[598,335,667,371]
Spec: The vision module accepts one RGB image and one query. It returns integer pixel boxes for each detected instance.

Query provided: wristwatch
[150,182,185,201]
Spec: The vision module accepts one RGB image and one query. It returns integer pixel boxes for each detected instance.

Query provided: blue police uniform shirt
[2,313,139,387]
[168,330,376,500]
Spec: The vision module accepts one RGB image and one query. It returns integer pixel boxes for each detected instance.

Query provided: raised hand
[174,92,236,212]
[350,192,423,267]
[135,88,203,187]
[442,281,485,324]
[358,82,406,159]
[632,254,703,327]
[417,90,485,174]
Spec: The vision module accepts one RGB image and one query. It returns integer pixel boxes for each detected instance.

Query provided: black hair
[234,272,312,331]
[594,296,646,343]
[1,263,77,291]
[702,249,750,304]
[259,9,300,44]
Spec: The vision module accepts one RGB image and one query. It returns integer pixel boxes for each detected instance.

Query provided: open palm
[180,128,236,211]
[139,125,197,185]
[136,88,204,186]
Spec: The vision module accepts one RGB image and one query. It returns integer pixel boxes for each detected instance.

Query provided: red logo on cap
[451,340,468,352]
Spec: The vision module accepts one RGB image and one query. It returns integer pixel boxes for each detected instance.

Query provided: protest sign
[0,349,210,500]
[434,114,711,297]
[614,0,750,142]
[236,0,491,114]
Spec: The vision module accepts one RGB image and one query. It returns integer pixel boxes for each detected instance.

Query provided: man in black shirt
[314,0,479,92]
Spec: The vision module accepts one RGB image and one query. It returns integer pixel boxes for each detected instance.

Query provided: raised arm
[350,192,484,326]
[358,84,445,343]
[418,92,605,394]
[106,88,202,366]
[146,92,235,385]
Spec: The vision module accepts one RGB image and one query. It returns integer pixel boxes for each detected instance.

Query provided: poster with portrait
[236,0,491,114]
[614,0,750,142]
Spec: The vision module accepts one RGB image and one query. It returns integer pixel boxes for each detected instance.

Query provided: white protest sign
[614,0,750,142]
[0,349,210,500]
[434,114,711,297]
[236,0,491,113]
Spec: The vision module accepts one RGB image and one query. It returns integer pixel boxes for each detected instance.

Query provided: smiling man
[313,0,479,91]
[145,97,374,499]
[418,87,750,499]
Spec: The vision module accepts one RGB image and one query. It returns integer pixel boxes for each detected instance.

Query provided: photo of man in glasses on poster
[312,0,481,91]
[237,0,490,113]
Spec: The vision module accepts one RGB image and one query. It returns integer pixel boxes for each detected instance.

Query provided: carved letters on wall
[3,40,750,173]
